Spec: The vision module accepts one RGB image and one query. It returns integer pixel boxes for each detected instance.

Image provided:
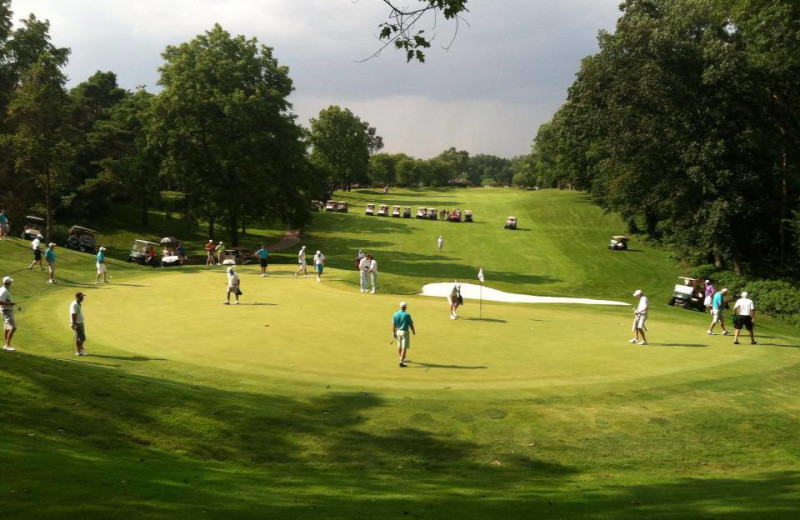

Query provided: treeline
[527,0,800,278]
[368,149,532,188]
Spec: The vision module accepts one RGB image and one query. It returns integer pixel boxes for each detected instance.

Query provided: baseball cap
[400,301,407,308]
[316,250,321,254]
[633,289,642,297]
[37,234,43,239]
[741,291,748,298]
[75,292,85,297]
[99,246,106,251]
[48,242,56,247]
[208,239,213,243]
[705,280,710,284]
[2,276,12,284]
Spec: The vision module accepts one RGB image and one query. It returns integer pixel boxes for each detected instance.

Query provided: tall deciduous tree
[4,51,73,240]
[151,24,311,245]
[308,105,382,191]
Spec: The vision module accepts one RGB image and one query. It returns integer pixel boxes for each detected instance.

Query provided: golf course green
[2,188,799,519]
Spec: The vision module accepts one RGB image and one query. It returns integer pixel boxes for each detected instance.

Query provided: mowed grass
[1,188,800,519]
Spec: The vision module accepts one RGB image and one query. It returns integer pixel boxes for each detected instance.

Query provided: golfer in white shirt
[630,289,649,346]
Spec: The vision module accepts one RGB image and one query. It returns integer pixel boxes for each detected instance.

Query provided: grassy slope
[1,189,799,519]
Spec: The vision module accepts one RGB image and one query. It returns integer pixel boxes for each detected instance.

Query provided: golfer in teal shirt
[255,245,269,276]
[45,243,57,284]
[392,301,415,367]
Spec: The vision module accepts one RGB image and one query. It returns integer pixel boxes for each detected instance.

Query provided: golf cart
[65,225,98,253]
[403,206,412,218]
[377,204,389,216]
[667,277,705,311]
[365,203,375,216]
[392,205,401,217]
[464,209,473,222]
[609,235,630,250]
[324,200,336,212]
[416,207,427,219]
[222,249,243,265]
[159,237,182,267]
[21,215,45,240]
[310,200,323,212]
[448,209,462,222]
[336,201,349,213]
[504,216,518,230]
[427,207,438,220]
[128,239,160,266]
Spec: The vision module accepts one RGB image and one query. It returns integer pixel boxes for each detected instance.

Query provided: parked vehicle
[365,203,375,216]
[325,200,336,212]
[65,225,98,253]
[128,239,160,266]
[416,207,427,219]
[403,206,412,218]
[667,277,705,311]
[504,216,518,230]
[377,204,389,216]
[336,201,349,213]
[427,207,438,220]
[464,210,473,222]
[21,215,45,240]
[609,235,630,250]
[392,205,401,217]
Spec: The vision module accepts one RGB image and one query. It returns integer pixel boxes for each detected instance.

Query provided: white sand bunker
[421,282,629,306]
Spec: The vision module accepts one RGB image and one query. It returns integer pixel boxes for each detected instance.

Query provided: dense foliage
[532,0,800,278]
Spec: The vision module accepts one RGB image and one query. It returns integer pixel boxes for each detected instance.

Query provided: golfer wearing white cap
[223,266,241,305]
[215,241,225,266]
[733,291,757,345]
[1,276,17,351]
[70,292,87,356]
[392,301,415,367]
[205,240,215,266]
[313,250,326,282]
[295,245,308,278]
[28,234,44,271]
[96,247,109,283]
[630,289,648,345]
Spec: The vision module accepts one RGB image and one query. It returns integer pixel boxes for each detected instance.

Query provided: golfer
[358,252,370,292]
[703,280,715,313]
[313,250,326,282]
[368,254,378,294]
[707,288,730,335]
[448,282,462,320]
[215,241,225,265]
[45,243,57,284]
[96,246,109,283]
[733,291,757,345]
[205,239,215,265]
[223,266,241,305]
[392,301,415,367]
[437,235,443,252]
[629,289,648,346]
[70,292,87,356]
[255,245,269,277]
[0,210,8,240]
[1,276,16,351]
[295,245,308,278]
[28,234,44,271]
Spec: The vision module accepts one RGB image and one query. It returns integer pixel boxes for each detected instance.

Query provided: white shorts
[97,263,107,274]
[633,313,647,330]
[299,259,307,268]
[704,296,712,307]
[711,309,722,323]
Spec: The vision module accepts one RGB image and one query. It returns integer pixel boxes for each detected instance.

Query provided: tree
[3,51,73,240]
[308,105,383,191]
[376,0,469,62]
[369,153,397,186]
[435,147,469,184]
[151,24,312,245]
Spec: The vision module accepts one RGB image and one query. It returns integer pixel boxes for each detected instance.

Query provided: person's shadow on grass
[89,354,167,361]
[461,317,506,323]
[407,361,488,370]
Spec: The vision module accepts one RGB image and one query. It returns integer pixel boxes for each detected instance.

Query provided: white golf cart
[365,203,376,216]
[667,277,705,311]
[324,200,336,212]
[392,205,401,217]
[128,239,160,266]
[504,216,518,230]
[66,225,98,253]
[21,215,45,240]
[377,204,389,216]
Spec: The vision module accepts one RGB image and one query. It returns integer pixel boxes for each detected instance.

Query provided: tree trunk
[779,139,788,269]
[208,214,215,241]
[228,208,239,246]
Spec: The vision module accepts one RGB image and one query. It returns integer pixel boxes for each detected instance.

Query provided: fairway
[3,188,800,520]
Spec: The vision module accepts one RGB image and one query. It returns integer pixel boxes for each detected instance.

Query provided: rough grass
[1,188,799,519]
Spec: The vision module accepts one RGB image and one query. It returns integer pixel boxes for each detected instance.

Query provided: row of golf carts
[364,204,475,222]
[22,216,99,253]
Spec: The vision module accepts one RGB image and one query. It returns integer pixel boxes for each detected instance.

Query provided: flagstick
[480,281,483,319]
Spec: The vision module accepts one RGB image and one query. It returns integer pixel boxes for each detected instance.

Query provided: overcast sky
[11,0,621,159]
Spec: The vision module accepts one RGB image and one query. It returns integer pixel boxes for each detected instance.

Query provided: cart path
[266,229,301,252]
[421,282,629,306]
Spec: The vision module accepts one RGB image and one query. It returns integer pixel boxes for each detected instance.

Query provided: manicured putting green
[27,265,799,393]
